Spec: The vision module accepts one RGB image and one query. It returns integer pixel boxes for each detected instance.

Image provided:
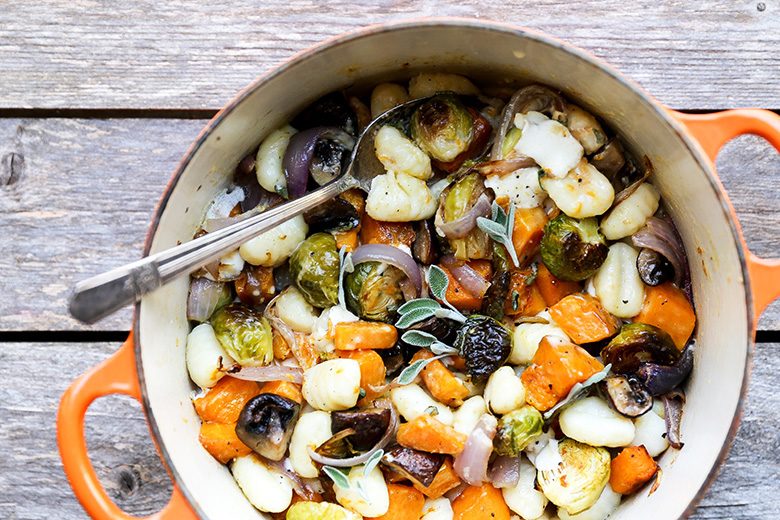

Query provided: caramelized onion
[440,254,491,298]
[228,363,304,384]
[187,277,227,322]
[351,244,422,296]
[632,216,691,298]
[487,455,521,488]
[454,413,498,486]
[436,193,492,239]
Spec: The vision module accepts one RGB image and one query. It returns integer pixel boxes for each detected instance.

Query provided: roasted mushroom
[209,303,273,366]
[236,393,301,461]
[454,314,512,381]
[331,408,392,451]
[601,322,681,375]
[303,197,360,234]
[600,375,654,418]
[636,247,674,287]
[381,445,446,487]
[315,428,360,459]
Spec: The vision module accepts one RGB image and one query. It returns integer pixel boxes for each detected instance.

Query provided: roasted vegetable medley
[185,72,696,520]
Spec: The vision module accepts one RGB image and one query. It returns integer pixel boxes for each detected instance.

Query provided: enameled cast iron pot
[57,19,780,520]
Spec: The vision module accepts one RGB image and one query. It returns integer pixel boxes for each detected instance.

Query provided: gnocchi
[374,125,433,180]
[566,105,607,155]
[502,455,549,519]
[370,82,411,119]
[274,285,319,333]
[421,497,455,520]
[390,384,454,426]
[483,167,548,209]
[186,322,233,389]
[408,72,480,98]
[557,484,621,520]
[302,359,361,411]
[255,125,295,196]
[510,310,570,365]
[541,158,615,218]
[334,464,390,517]
[513,111,583,179]
[452,395,488,435]
[231,454,293,513]
[365,171,437,221]
[600,183,660,240]
[238,214,308,267]
[559,397,636,448]
[288,411,332,478]
[591,242,645,318]
[484,366,526,415]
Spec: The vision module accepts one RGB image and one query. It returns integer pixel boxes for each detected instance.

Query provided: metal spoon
[69,97,428,323]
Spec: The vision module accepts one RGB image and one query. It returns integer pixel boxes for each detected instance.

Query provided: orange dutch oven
[57,19,780,520]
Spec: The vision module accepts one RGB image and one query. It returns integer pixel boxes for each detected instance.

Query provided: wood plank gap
[755,330,780,344]
[0,108,218,120]
[0,330,130,343]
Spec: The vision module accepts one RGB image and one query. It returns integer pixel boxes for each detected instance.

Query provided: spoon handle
[69,177,355,324]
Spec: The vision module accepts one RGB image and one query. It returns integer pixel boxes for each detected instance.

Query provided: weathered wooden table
[1,2,779,519]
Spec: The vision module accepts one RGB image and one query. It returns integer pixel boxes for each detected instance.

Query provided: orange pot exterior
[56,332,199,520]
[671,109,780,323]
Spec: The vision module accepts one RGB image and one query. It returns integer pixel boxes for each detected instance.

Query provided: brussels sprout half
[601,322,681,375]
[540,213,608,282]
[289,232,341,308]
[411,94,475,162]
[344,261,406,323]
[538,438,611,515]
[209,303,273,367]
[494,406,544,456]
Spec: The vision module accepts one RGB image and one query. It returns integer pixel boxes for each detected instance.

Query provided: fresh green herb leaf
[525,262,539,286]
[395,307,437,329]
[511,290,520,312]
[398,298,441,314]
[358,388,367,399]
[424,405,440,416]
[323,466,351,489]
[537,169,546,191]
[429,342,460,356]
[397,354,449,385]
[477,202,521,268]
[401,330,439,347]
[428,265,450,301]
[433,307,467,323]
[363,449,384,479]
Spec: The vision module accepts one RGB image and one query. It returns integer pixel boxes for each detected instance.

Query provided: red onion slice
[487,455,522,489]
[440,254,491,299]
[351,244,422,296]
[227,363,304,384]
[282,126,354,199]
[632,216,690,292]
[265,457,317,500]
[306,399,398,468]
[436,193,492,239]
[187,277,227,322]
[454,413,498,486]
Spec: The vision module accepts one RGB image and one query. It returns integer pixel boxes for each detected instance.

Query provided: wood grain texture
[1,0,779,111]
[1,341,776,519]
[1,119,779,331]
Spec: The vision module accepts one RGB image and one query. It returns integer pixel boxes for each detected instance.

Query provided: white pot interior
[136,20,751,520]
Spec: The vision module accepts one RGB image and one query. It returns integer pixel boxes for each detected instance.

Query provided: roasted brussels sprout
[381,445,446,487]
[601,322,681,375]
[493,405,544,456]
[454,314,512,381]
[435,172,493,261]
[600,375,653,418]
[331,407,392,451]
[210,303,273,366]
[537,438,611,515]
[289,232,340,308]
[286,501,360,520]
[344,261,405,322]
[236,393,301,461]
[411,94,474,162]
[540,214,608,282]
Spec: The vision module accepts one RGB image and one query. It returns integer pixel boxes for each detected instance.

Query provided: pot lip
[133,17,755,520]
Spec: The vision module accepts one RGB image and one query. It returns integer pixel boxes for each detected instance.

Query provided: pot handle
[671,109,780,318]
[57,332,199,520]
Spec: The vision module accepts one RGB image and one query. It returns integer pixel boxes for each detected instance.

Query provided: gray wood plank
[1,340,776,519]
[0,1,778,111]
[2,118,780,331]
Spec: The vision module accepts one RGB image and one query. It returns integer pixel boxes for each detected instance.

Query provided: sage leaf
[401,330,438,347]
[428,265,449,301]
[398,298,440,314]
[395,307,437,329]
[323,466,351,489]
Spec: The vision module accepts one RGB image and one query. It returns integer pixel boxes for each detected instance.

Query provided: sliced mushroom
[303,197,360,234]
[636,248,674,287]
[599,375,653,418]
[331,407,392,451]
[636,345,695,396]
[413,218,439,265]
[236,393,301,461]
[381,445,446,488]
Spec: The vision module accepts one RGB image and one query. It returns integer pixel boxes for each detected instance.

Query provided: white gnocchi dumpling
[231,454,293,513]
[503,455,549,519]
[365,171,437,221]
[408,72,480,98]
[274,286,319,333]
[591,242,645,318]
[256,125,296,196]
[483,167,548,209]
[513,111,584,179]
[559,397,636,448]
[557,483,621,520]
[186,322,234,389]
[599,183,660,240]
[288,411,332,478]
[374,125,433,180]
[541,158,615,218]
[334,463,390,517]
[510,310,570,365]
[421,497,454,520]
[452,396,488,435]
[238,214,308,267]
[371,82,411,119]
[302,359,361,411]
[390,384,454,426]
[566,105,608,155]
[484,366,526,415]
[630,409,670,457]
[310,305,359,353]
